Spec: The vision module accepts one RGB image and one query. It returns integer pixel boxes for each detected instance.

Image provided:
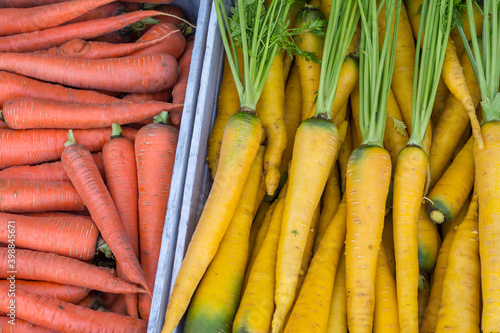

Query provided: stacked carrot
[161,0,498,332]
[0,0,195,331]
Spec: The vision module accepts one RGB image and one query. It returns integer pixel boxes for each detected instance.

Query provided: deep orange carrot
[0,53,178,93]
[129,22,186,59]
[0,179,85,213]
[62,135,149,293]
[103,124,140,318]
[0,248,144,294]
[76,291,102,309]
[0,71,120,108]
[0,10,167,52]
[151,5,187,26]
[2,97,179,130]
[0,213,99,260]
[0,0,66,7]
[171,39,194,126]
[0,280,89,304]
[0,316,57,333]
[135,112,179,320]
[0,0,116,36]
[0,152,105,182]
[63,1,127,25]
[0,127,137,169]
[122,89,173,102]
[0,286,148,333]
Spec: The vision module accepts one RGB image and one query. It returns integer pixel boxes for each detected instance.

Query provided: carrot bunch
[0,0,194,331]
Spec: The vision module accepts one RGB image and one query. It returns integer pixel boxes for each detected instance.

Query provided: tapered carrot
[62,1,127,25]
[0,53,178,93]
[129,22,186,59]
[103,123,139,318]
[0,317,57,333]
[62,132,149,293]
[0,248,144,294]
[0,179,84,213]
[0,10,167,52]
[0,0,116,36]
[2,97,179,130]
[0,286,147,333]
[0,152,105,182]
[0,280,89,304]
[0,127,137,169]
[171,38,194,125]
[0,71,120,108]
[0,213,98,260]
[135,113,178,320]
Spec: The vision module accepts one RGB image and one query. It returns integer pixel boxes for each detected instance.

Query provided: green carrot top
[314,0,359,120]
[407,0,454,147]
[459,0,500,123]
[357,0,401,147]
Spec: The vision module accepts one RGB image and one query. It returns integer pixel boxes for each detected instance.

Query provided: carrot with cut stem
[0,53,178,93]
[0,10,168,53]
[0,280,89,304]
[62,131,149,293]
[0,0,115,36]
[1,97,179,130]
[0,286,147,333]
[344,1,400,332]
[135,112,178,320]
[103,123,140,319]
[0,127,136,170]
[0,248,144,294]
[391,1,453,331]
[0,212,99,260]
[0,179,84,213]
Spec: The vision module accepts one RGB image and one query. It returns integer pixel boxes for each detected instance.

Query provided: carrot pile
[0,0,195,331]
[162,0,500,332]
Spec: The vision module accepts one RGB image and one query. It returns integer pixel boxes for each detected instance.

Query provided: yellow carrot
[315,165,341,252]
[325,250,347,333]
[382,213,397,277]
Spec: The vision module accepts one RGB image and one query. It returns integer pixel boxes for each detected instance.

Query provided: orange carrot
[63,1,127,25]
[0,152,105,182]
[0,317,57,333]
[103,124,140,318]
[135,112,179,320]
[76,291,103,309]
[0,127,137,169]
[1,98,179,130]
[0,248,144,294]
[0,286,148,333]
[0,213,98,260]
[171,39,194,125]
[122,89,173,103]
[0,0,115,36]
[0,179,84,213]
[129,22,186,59]
[62,133,149,293]
[0,53,178,93]
[0,71,120,108]
[0,0,67,7]
[0,10,167,52]
[0,280,89,304]
[151,4,187,26]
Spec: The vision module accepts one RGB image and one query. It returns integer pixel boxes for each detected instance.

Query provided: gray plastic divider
[147,0,211,331]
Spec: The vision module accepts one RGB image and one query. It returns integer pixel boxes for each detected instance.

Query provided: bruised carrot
[0,53,178,93]
[1,97,179,130]
[0,71,120,108]
[0,10,167,53]
[135,112,178,320]
[62,132,149,293]
[0,179,84,213]
[129,22,186,59]
[0,317,57,333]
[0,248,144,294]
[0,0,115,36]
[0,127,137,169]
[0,280,89,304]
[171,39,194,126]
[0,213,98,260]
[0,286,147,333]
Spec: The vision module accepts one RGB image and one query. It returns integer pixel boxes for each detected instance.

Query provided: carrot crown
[213,0,323,111]
[357,0,401,147]
[314,0,359,120]
[407,0,454,147]
[459,0,500,123]
[64,130,76,147]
